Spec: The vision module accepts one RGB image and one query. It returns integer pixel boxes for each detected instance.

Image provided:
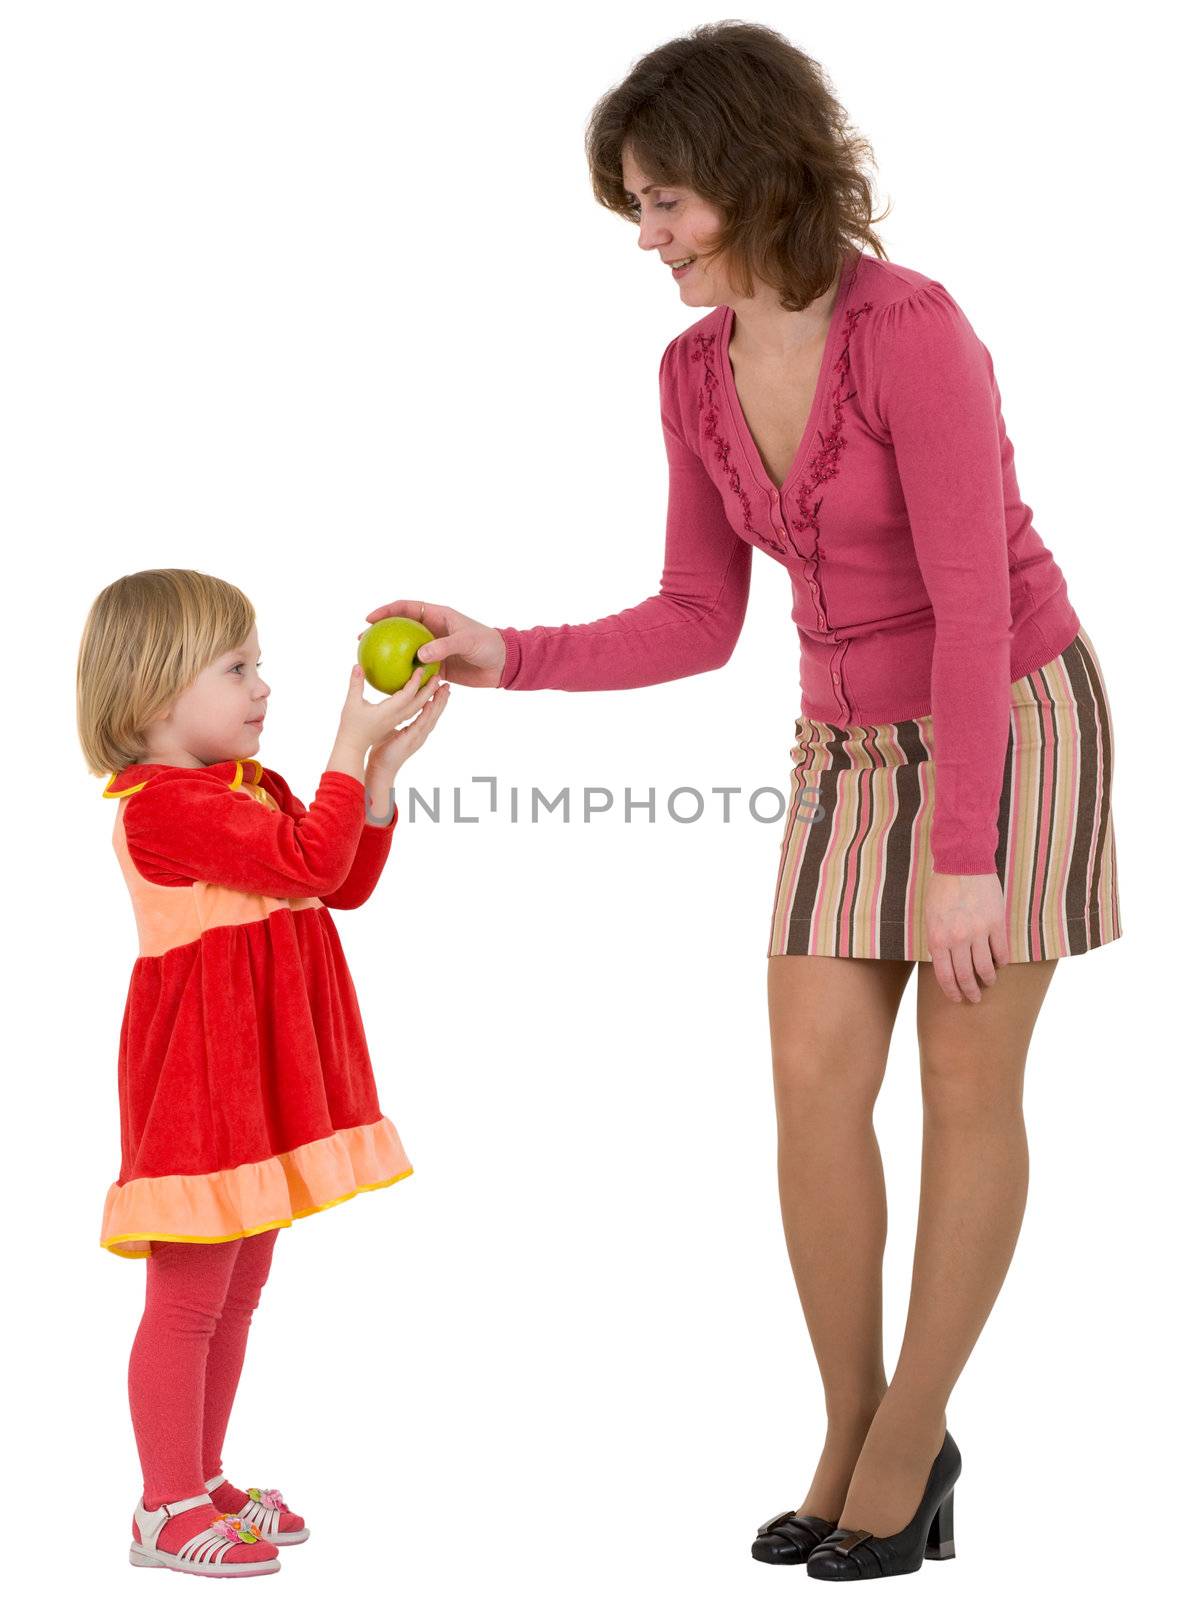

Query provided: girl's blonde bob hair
[77,568,255,777]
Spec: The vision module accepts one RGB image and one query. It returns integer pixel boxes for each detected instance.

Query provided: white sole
[129,1543,280,1576]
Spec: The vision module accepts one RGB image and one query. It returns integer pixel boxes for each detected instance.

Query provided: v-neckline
[719,249,860,500]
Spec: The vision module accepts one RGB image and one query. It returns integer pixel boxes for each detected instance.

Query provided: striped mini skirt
[767,624,1121,963]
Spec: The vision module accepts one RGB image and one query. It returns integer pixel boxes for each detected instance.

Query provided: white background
[3,3,1174,1596]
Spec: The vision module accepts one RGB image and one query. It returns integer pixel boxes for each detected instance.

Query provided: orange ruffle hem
[101,1116,412,1259]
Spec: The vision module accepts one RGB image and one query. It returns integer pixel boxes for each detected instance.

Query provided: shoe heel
[924,1489,955,1560]
[129,1547,165,1568]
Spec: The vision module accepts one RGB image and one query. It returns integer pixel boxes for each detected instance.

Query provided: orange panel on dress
[111,790,324,959]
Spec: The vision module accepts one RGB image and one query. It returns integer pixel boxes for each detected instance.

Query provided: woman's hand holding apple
[362,599,506,689]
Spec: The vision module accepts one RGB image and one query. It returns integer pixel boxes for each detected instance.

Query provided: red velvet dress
[100,756,411,1259]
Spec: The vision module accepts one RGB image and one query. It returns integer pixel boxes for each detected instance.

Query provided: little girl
[76,567,448,1577]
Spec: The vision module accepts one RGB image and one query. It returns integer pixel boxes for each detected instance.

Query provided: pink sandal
[130,1492,281,1576]
[204,1474,309,1545]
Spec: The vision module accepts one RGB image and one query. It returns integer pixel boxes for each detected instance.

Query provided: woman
[365,22,1121,1583]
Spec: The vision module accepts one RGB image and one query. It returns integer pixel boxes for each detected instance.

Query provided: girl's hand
[366,674,449,786]
[337,662,440,756]
[360,599,506,689]
[924,872,1010,1002]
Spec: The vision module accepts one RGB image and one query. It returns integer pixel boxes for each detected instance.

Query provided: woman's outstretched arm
[365,342,753,691]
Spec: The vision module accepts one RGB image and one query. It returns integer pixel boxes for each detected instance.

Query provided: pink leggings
[128,1229,280,1508]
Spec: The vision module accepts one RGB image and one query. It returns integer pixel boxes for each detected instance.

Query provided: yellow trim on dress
[102,1168,414,1258]
[230,757,264,788]
[103,756,265,799]
[100,1116,412,1259]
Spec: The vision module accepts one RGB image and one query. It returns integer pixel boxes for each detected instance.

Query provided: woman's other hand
[924,872,1010,1002]
[361,600,506,689]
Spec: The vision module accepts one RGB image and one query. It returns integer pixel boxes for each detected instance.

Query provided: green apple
[357,618,441,694]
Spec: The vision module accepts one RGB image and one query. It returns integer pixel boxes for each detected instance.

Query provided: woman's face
[620,146,733,307]
[144,624,271,767]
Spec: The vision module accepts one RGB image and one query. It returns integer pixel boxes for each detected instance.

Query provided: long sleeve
[494,338,753,690]
[320,812,397,909]
[123,767,370,900]
[266,768,398,910]
[872,282,1013,876]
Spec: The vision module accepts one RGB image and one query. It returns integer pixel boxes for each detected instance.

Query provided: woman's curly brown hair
[585,20,891,311]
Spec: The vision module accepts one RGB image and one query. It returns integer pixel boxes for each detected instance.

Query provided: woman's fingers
[358,604,463,663]
[416,633,460,663]
[356,601,423,641]
[924,875,1006,1003]
[972,937,998,989]
[365,599,456,633]
[930,946,961,1002]
[950,942,981,1003]
[365,599,420,624]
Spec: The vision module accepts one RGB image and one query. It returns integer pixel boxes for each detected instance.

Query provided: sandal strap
[135,1492,216,1553]
[161,1492,216,1518]
[176,1516,262,1565]
[204,1472,227,1492]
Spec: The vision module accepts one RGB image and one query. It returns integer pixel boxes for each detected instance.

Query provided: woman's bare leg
[768,953,915,1519]
[836,957,1058,1534]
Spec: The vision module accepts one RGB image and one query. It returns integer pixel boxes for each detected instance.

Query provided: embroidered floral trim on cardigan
[786,299,874,568]
[689,299,874,568]
[689,330,775,550]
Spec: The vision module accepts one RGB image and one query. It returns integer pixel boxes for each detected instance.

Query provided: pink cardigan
[494,251,1081,876]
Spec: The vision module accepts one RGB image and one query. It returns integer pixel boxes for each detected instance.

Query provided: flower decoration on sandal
[209,1513,262,1544]
[247,1487,290,1512]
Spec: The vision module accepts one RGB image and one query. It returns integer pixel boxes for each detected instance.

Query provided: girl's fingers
[414,687,449,726]
[405,679,438,713]
[377,689,445,766]
[403,686,448,740]
[380,667,431,714]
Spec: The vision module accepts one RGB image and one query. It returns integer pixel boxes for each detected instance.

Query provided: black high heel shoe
[751,1508,838,1564]
[805,1431,961,1581]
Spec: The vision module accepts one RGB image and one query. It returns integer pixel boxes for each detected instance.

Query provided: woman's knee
[768,955,911,1122]
[772,1047,886,1132]
[918,1049,1026,1125]
[915,960,1054,1120]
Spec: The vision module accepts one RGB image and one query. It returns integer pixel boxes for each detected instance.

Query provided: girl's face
[143,625,271,768]
[620,145,734,307]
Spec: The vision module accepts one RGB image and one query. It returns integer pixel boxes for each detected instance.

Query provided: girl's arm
[265,767,398,910]
[122,765,369,900]
[493,339,753,691]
